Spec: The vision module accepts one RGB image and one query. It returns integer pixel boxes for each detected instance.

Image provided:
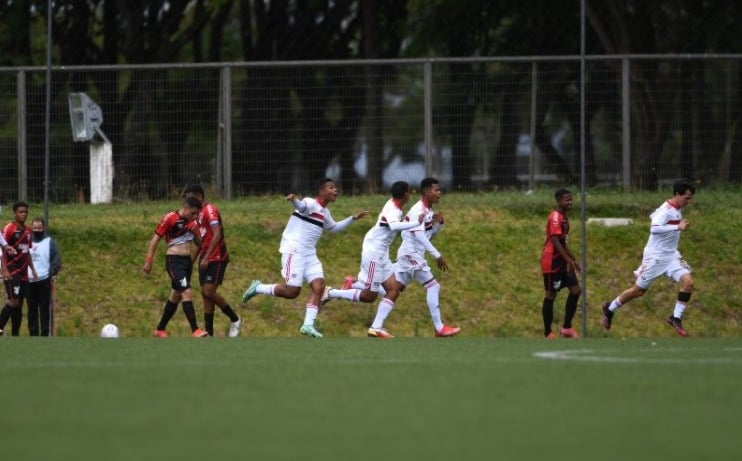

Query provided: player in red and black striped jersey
[144,196,208,338]
[184,184,241,337]
[540,189,581,339]
[0,202,38,336]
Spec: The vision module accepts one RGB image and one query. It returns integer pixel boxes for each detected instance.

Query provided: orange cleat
[341,276,355,290]
[545,332,558,339]
[435,324,461,337]
[367,327,394,338]
[153,330,168,338]
[560,327,579,338]
[192,328,209,338]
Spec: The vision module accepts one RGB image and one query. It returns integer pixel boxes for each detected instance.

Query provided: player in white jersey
[241,178,368,338]
[377,177,460,337]
[601,179,696,336]
[321,181,423,338]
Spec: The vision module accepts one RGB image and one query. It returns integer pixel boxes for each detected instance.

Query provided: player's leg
[244,253,302,302]
[38,280,53,337]
[327,254,389,304]
[666,262,693,336]
[299,256,325,337]
[541,273,557,338]
[368,273,406,338]
[414,268,460,337]
[561,272,581,338]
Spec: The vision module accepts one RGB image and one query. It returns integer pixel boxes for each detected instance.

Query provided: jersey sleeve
[546,210,564,237]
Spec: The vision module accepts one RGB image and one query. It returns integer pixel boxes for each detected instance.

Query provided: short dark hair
[555,189,571,200]
[420,177,439,192]
[315,177,334,194]
[183,197,202,210]
[183,184,204,197]
[13,201,28,211]
[390,181,410,199]
[673,179,695,196]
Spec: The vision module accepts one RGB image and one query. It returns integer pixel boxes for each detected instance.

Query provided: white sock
[329,288,360,302]
[303,304,318,326]
[371,298,394,329]
[609,297,623,311]
[426,282,443,331]
[673,302,686,319]
[257,283,276,296]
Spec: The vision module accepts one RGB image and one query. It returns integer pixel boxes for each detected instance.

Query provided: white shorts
[394,253,435,287]
[281,252,324,287]
[356,253,394,292]
[634,256,691,290]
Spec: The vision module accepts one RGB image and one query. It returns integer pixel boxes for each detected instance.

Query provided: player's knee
[680,276,694,293]
[359,291,378,303]
[283,286,301,299]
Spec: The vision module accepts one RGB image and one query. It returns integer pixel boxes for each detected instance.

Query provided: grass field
[2,337,740,461]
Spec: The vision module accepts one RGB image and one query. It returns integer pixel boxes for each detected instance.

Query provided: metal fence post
[622,58,631,189]
[424,60,433,177]
[218,66,232,199]
[17,70,27,200]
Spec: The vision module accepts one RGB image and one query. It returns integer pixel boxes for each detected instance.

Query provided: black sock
[156,300,178,331]
[542,298,554,336]
[182,301,199,331]
[219,304,239,322]
[11,306,22,336]
[204,312,215,336]
[564,293,580,328]
[0,304,11,329]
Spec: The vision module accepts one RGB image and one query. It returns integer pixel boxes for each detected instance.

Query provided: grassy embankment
[36,187,741,338]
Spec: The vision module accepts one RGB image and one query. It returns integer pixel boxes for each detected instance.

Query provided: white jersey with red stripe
[279,197,353,255]
[362,198,418,259]
[397,199,442,260]
[643,200,684,259]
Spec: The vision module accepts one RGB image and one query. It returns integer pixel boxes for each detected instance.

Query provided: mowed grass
[2,337,741,461]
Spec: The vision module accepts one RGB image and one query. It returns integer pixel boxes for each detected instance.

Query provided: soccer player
[184,184,242,337]
[144,197,208,338]
[601,179,696,337]
[321,181,424,338]
[0,202,37,336]
[241,177,369,338]
[540,189,581,339]
[373,177,460,338]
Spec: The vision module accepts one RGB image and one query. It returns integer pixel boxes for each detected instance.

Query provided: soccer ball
[100,323,120,338]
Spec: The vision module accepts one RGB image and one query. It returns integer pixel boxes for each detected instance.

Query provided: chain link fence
[1,55,740,202]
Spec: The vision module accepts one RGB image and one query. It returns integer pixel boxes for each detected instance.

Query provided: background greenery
[20,187,740,338]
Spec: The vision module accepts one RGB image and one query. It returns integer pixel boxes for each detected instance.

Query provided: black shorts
[4,276,28,301]
[165,255,193,292]
[543,270,579,292]
[199,260,228,286]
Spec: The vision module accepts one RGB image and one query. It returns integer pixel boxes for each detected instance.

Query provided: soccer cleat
[667,316,688,337]
[367,327,394,338]
[153,330,169,338]
[0,328,3,336]
[229,316,242,338]
[241,280,261,303]
[435,324,461,337]
[192,328,209,338]
[321,286,332,306]
[545,332,558,339]
[601,303,613,330]
[560,327,579,338]
[341,276,355,290]
[299,324,324,338]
